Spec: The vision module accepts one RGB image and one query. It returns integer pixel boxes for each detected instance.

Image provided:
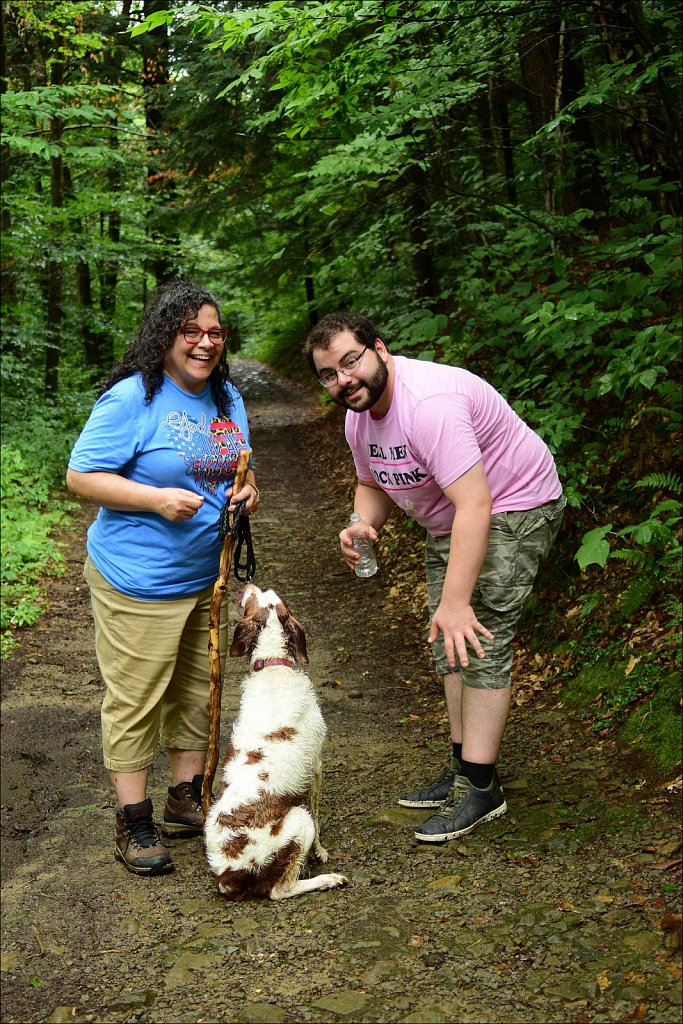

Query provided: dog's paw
[310,844,329,864]
[322,873,348,890]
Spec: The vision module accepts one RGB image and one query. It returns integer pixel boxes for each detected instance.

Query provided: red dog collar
[252,657,297,672]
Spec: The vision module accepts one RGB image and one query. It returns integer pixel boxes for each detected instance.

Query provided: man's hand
[431,461,493,667]
[428,601,494,669]
[339,520,377,571]
[339,480,392,571]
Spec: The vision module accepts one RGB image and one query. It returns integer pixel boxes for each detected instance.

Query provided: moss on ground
[562,657,682,772]
[621,670,682,771]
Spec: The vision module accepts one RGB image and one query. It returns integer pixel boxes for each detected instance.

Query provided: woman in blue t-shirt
[67,279,259,877]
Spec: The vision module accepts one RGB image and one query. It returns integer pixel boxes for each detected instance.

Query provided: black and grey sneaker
[115,799,174,876]
[397,757,461,808]
[414,774,507,842]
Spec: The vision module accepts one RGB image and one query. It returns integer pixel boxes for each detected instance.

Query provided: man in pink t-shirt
[305,312,565,844]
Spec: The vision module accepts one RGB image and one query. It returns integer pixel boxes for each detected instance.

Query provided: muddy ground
[1,360,681,1024]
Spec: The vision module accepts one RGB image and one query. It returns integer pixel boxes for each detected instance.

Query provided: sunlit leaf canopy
[1,1,681,490]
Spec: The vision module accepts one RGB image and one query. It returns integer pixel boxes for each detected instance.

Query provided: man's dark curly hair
[303,312,384,375]
[102,279,235,416]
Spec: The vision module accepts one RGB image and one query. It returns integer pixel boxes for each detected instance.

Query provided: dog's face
[229,584,308,664]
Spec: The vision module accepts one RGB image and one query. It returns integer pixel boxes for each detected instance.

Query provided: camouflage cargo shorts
[425,495,566,688]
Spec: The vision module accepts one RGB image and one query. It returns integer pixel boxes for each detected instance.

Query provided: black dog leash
[217,499,256,583]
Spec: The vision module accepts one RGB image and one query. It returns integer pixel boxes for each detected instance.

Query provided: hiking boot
[161,773,204,837]
[414,773,507,843]
[398,757,461,808]
[115,799,174,876]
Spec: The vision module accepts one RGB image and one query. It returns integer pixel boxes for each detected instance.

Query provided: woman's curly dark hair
[102,279,235,416]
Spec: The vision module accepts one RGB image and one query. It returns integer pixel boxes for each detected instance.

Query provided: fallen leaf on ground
[0,951,20,972]
[660,912,682,953]
[616,1004,648,1022]
[649,859,682,872]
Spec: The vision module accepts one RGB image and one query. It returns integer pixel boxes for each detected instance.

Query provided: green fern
[653,380,683,426]
[635,472,682,494]
[608,548,646,565]
[619,575,658,618]
[603,416,628,434]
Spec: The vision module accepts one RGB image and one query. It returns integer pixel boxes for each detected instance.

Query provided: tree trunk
[141,0,178,286]
[519,17,608,218]
[593,0,680,213]
[45,46,64,397]
[405,164,439,302]
[498,103,517,206]
[485,79,517,205]
[93,0,132,370]
[63,165,101,377]
[305,276,317,328]
[0,2,18,319]
[97,141,120,370]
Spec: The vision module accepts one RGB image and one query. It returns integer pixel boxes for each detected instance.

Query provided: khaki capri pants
[85,557,226,773]
[426,496,565,687]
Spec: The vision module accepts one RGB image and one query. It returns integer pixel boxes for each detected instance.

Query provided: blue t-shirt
[68,373,252,599]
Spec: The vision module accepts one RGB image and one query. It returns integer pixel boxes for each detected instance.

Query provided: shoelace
[127,819,161,849]
[412,761,457,798]
[173,783,202,811]
[438,779,471,817]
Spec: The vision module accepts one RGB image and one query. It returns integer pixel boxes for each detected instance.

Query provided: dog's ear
[278,606,308,665]
[230,604,270,658]
[230,618,258,658]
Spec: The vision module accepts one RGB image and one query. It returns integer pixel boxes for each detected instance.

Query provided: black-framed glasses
[181,326,229,346]
[318,347,368,388]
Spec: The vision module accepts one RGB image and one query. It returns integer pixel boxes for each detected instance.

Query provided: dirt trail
[1,360,681,1024]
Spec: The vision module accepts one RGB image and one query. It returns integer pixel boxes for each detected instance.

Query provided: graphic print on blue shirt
[162,410,247,495]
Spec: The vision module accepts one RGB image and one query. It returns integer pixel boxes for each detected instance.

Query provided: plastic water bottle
[349,512,378,578]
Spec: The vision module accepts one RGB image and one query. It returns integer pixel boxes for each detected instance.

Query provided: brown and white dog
[204,584,348,901]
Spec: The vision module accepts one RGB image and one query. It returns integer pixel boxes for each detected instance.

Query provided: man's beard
[331,352,389,413]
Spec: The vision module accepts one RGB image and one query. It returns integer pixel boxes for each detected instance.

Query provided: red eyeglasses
[181,326,230,346]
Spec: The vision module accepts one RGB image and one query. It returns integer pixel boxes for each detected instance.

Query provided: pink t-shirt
[345,356,562,537]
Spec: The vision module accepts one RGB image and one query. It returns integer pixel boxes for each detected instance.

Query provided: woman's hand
[66,469,205,522]
[229,481,260,515]
[154,488,205,522]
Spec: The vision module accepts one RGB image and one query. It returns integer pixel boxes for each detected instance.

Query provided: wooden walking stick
[202,448,251,817]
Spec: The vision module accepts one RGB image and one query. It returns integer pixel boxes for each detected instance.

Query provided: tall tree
[519,13,609,217]
[592,0,681,214]
[0,1,18,320]
[44,34,64,395]
[139,0,178,285]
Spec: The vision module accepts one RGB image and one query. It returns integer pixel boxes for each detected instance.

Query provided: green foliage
[562,645,681,770]
[618,575,658,621]
[1,444,70,648]
[0,398,84,656]
[593,673,656,733]
[576,476,681,575]
[636,472,682,493]
[576,525,612,571]
[621,672,682,771]
[574,469,681,668]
